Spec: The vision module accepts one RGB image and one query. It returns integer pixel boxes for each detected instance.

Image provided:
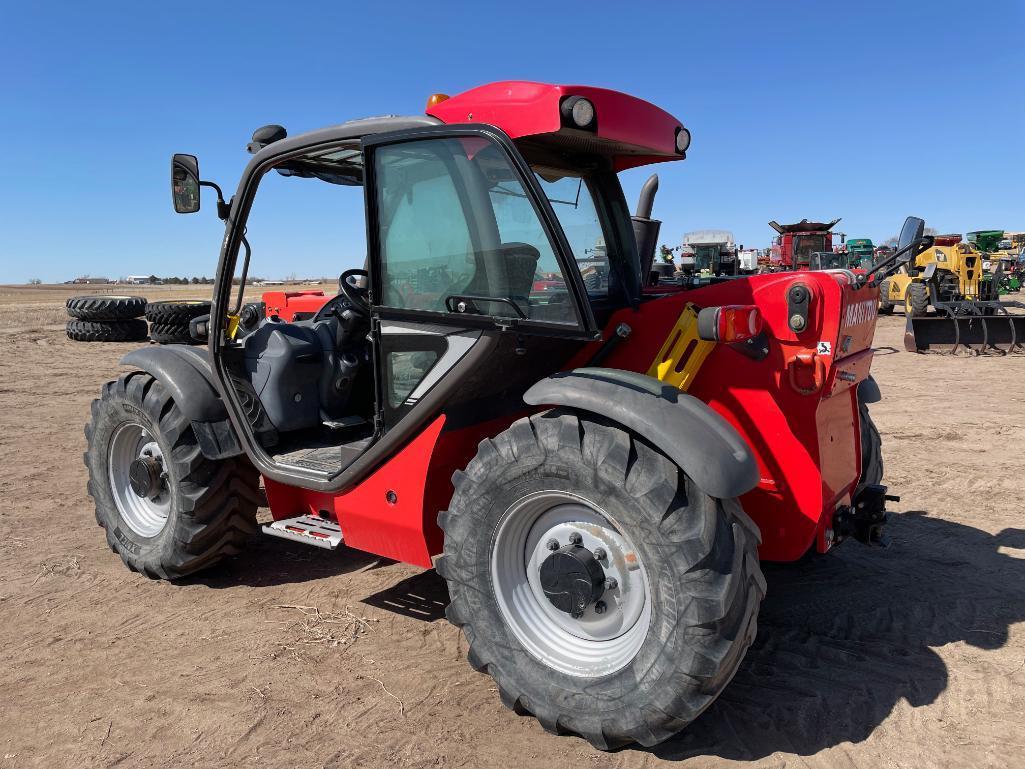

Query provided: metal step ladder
[262,514,343,550]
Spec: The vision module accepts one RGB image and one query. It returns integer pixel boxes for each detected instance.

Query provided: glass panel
[794,234,827,266]
[386,350,440,408]
[374,137,578,325]
[530,174,609,296]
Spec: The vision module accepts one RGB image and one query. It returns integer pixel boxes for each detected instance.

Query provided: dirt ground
[1,287,1023,769]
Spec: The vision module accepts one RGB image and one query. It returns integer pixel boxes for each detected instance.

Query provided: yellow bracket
[646,303,716,392]
[226,314,241,340]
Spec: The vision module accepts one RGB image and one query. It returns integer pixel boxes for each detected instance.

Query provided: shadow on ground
[183,535,394,589]
[182,508,1025,760]
[646,512,1025,761]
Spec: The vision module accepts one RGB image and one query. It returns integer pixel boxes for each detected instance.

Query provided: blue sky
[1,0,1022,283]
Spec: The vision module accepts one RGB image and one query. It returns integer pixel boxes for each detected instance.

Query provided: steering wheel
[313,268,371,321]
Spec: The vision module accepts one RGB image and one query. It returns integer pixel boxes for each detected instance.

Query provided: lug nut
[568,532,582,545]
[546,538,559,551]
[593,547,607,560]
[604,577,618,590]
[594,601,607,615]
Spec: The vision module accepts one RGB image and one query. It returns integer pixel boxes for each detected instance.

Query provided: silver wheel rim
[108,422,171,538]
[490,491,650,678]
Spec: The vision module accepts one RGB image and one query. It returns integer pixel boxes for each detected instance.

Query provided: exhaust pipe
[632,174,662,287]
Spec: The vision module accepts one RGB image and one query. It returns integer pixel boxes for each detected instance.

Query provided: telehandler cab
[86,81,918,749]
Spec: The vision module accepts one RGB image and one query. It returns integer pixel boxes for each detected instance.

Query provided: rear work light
[675,126,691,155]
[697,305,763,343]
[560,96,596,130]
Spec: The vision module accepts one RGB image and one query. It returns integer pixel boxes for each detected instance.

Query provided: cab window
[530,174,609,296]
[373,137,579,325]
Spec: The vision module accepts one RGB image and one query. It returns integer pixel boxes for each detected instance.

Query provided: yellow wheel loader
[876,235,1025,353]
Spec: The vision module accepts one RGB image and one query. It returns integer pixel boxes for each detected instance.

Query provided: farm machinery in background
[678,230,740,276]
[969,230,1025,295]
[877,233,1025,353]
[845,238,876,272]
[768,218,841,270]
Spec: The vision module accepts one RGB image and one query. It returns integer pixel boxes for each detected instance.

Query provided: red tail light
[697,305,763,343]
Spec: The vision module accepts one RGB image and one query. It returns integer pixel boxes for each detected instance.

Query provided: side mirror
[897,216,925,252]
[172,154,201,213]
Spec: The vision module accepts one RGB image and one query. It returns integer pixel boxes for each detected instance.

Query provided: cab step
[262,514,343,550]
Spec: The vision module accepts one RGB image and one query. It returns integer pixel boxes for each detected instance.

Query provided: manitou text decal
[843,299,877,328]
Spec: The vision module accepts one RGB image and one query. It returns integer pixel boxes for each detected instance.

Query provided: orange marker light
[426,93,450,109]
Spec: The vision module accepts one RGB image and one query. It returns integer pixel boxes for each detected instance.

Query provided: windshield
[794,234,827,265]
[813,252,845,269]
[694,245,718,272]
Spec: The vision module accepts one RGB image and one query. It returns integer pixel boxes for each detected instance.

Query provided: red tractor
[85,81,928,749]
[769,218,842,270]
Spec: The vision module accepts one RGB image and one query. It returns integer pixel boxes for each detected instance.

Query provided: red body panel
[261,290,329,322]
[426,81,685,171]
[264,417,448,568]
[589,273,877,559]
[262,272,879,565]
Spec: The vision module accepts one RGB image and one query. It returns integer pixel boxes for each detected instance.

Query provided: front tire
[437,410,765,749]
[878,279,894,315]
[85,371,261,579]
[907,282,930,316]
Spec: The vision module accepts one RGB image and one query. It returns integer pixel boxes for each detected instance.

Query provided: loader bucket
[905,304,1025,354]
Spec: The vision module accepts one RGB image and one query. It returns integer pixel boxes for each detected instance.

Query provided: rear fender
[523,367,759,499]
[119,346,243,460]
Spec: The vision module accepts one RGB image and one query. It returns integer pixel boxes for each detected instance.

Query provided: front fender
[120,345,243,459]
[523,367,758,500]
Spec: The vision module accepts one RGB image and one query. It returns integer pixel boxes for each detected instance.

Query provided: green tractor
[846,238,875,271]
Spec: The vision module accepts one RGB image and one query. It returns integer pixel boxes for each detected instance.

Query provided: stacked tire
[66,296,148,342]
[145,301,211,345]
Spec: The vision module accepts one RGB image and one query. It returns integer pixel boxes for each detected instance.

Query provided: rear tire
[145,300,212,325]
[66,295,146,320]
[877,279,894,315]
[85,371,261,579]
[858,399,883,490]
[437,410,765,749]
[67,319,148,342]
[907,282,930,316]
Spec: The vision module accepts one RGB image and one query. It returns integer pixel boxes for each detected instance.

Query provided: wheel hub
[129,456,163,499]
[108,426,171,538]
[490,491,651,678]
[539,544,606,618]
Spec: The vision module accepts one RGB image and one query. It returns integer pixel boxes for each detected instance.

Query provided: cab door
[361,125,601,431]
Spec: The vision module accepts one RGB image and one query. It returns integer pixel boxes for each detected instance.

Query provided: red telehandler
[84,81,926,749]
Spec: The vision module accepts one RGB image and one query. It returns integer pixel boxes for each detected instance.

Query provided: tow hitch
[834,484,900,546]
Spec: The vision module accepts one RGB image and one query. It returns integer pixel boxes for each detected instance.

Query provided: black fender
[857,374,881,404]
[523,367,759,500]
[120,345,243,460]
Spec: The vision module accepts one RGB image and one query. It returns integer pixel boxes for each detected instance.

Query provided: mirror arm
[861,236,934,287]
[199,180,231,220]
